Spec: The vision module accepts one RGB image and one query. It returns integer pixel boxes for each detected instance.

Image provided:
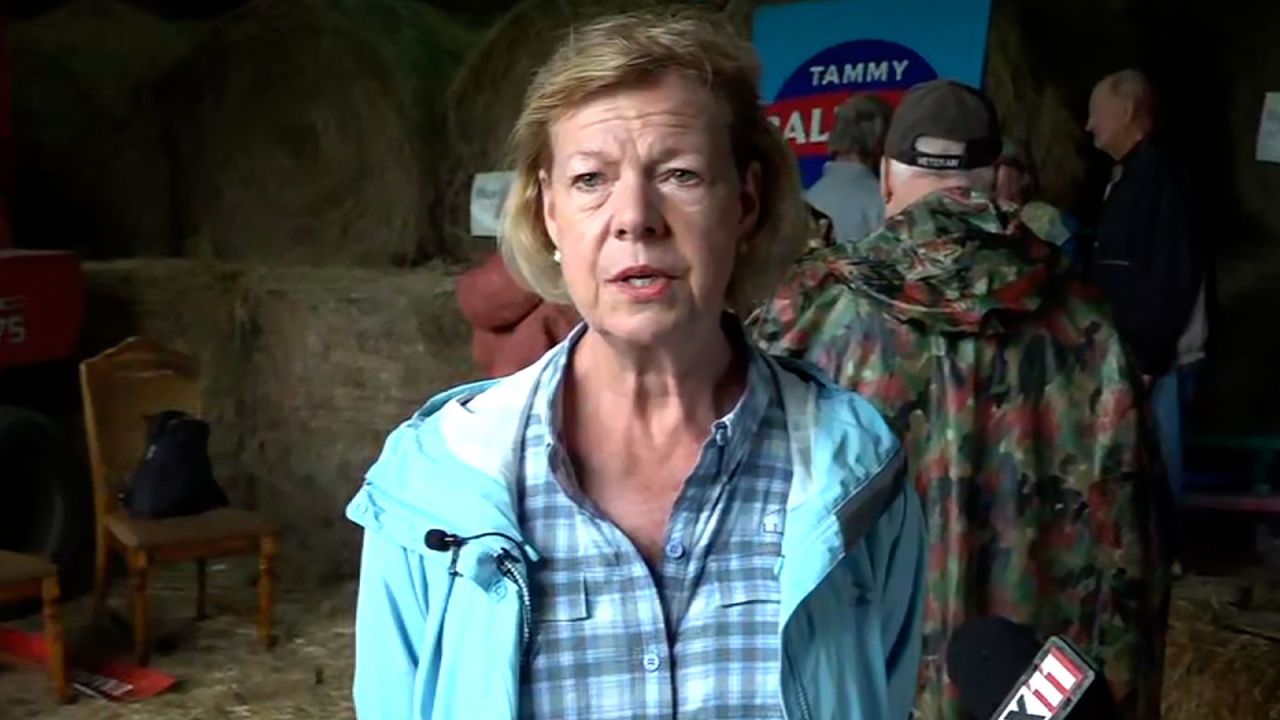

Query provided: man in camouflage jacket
[750,81,1170,720]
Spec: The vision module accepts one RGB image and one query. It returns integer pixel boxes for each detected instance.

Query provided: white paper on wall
[1256,92,1280,164]
[470,171,515,238]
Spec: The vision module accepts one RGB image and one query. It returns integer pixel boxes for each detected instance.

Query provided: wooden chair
[79,337,278,666]
[0,550,70,702]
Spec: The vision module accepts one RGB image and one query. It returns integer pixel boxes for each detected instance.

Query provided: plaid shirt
[516,327,792,719]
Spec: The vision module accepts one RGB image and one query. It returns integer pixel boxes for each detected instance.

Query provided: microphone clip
[423,528,534,577]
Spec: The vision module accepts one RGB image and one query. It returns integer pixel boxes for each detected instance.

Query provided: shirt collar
[821,159,877,183]
[531,316,773,474]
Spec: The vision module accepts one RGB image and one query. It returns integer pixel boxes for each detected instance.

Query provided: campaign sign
[754,0,993,187]
[766,41,937,184]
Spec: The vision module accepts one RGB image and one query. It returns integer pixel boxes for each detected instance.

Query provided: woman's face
[540,73,760,349]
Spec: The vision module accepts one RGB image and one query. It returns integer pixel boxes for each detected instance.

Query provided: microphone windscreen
[424,528,452,551]
[946,615,1042,719]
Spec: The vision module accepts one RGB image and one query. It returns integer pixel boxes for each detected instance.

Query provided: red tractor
[0,13,94,600]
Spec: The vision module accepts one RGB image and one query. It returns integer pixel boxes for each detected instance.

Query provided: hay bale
[984,0,1089,212]
[1164,595,1280,719]
[161,0,425,266]
[232,264,478,582]
[82,259,248,476]
[9,0,204,117]
[9,1,208,256]
[326,0,482,260]
[83,260,478,584]
[12,0,480,264]
[328,0,479,135]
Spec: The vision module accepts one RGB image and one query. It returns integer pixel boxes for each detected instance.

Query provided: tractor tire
[0,406,94,618]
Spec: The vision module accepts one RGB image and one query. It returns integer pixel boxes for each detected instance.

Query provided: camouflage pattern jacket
[750,188,1170,720]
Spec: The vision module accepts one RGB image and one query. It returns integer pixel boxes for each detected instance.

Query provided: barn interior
[0,0,1278,718]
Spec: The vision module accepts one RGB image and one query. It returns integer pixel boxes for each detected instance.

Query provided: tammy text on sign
[753,0,993,187]
[764,40,937,185]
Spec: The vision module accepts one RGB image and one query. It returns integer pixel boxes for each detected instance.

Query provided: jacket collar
[347,333,904,610]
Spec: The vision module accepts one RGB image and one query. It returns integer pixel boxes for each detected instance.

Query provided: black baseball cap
[885,80,1001,170]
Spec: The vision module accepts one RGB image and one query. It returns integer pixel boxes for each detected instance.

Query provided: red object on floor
[0,628,177,701]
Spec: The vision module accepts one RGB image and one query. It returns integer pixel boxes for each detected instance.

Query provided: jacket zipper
[783,644,814,720]
[495,550,533,663]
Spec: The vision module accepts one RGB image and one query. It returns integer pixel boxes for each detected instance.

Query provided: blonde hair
[499,9,806,314]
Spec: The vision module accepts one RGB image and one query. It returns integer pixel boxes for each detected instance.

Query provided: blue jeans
[1151,359,1205,506]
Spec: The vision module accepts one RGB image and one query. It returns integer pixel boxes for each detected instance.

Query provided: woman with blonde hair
[347,9,924,719]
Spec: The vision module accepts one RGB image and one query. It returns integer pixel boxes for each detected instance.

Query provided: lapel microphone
[423,529,534,566]
[424,527,536,660]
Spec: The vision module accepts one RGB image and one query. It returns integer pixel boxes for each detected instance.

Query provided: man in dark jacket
[751,80,1169,720]
[1087,69,1208,506]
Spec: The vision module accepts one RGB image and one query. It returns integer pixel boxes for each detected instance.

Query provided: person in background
[347,10,925,719]
[804,93,893,246]
[1087,69,1208,509]
[993,140,1032,206]
[456,252,579,377]
[995,140,1084,270]
[751,80,1169,720]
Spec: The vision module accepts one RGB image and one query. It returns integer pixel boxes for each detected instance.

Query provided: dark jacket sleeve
[1091,146,1202,375]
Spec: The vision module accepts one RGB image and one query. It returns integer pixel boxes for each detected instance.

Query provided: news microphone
[946,616,1121,720]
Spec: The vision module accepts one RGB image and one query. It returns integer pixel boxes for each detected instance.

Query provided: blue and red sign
[753,0,994,187]
[766,40,937,184]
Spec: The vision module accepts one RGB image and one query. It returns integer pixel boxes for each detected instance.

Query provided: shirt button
[642,651,661,672]
[492,584,507,600]
[664,540,686,560]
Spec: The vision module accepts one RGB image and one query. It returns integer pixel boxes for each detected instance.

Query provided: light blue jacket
[345,349,925,720]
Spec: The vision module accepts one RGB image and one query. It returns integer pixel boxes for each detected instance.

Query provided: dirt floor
[2,553,1279,719]
[0,559,355,719]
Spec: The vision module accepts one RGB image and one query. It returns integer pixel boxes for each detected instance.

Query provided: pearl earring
[552,249,562,264]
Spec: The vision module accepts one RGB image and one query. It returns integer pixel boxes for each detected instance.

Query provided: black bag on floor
[122,410,229,519]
